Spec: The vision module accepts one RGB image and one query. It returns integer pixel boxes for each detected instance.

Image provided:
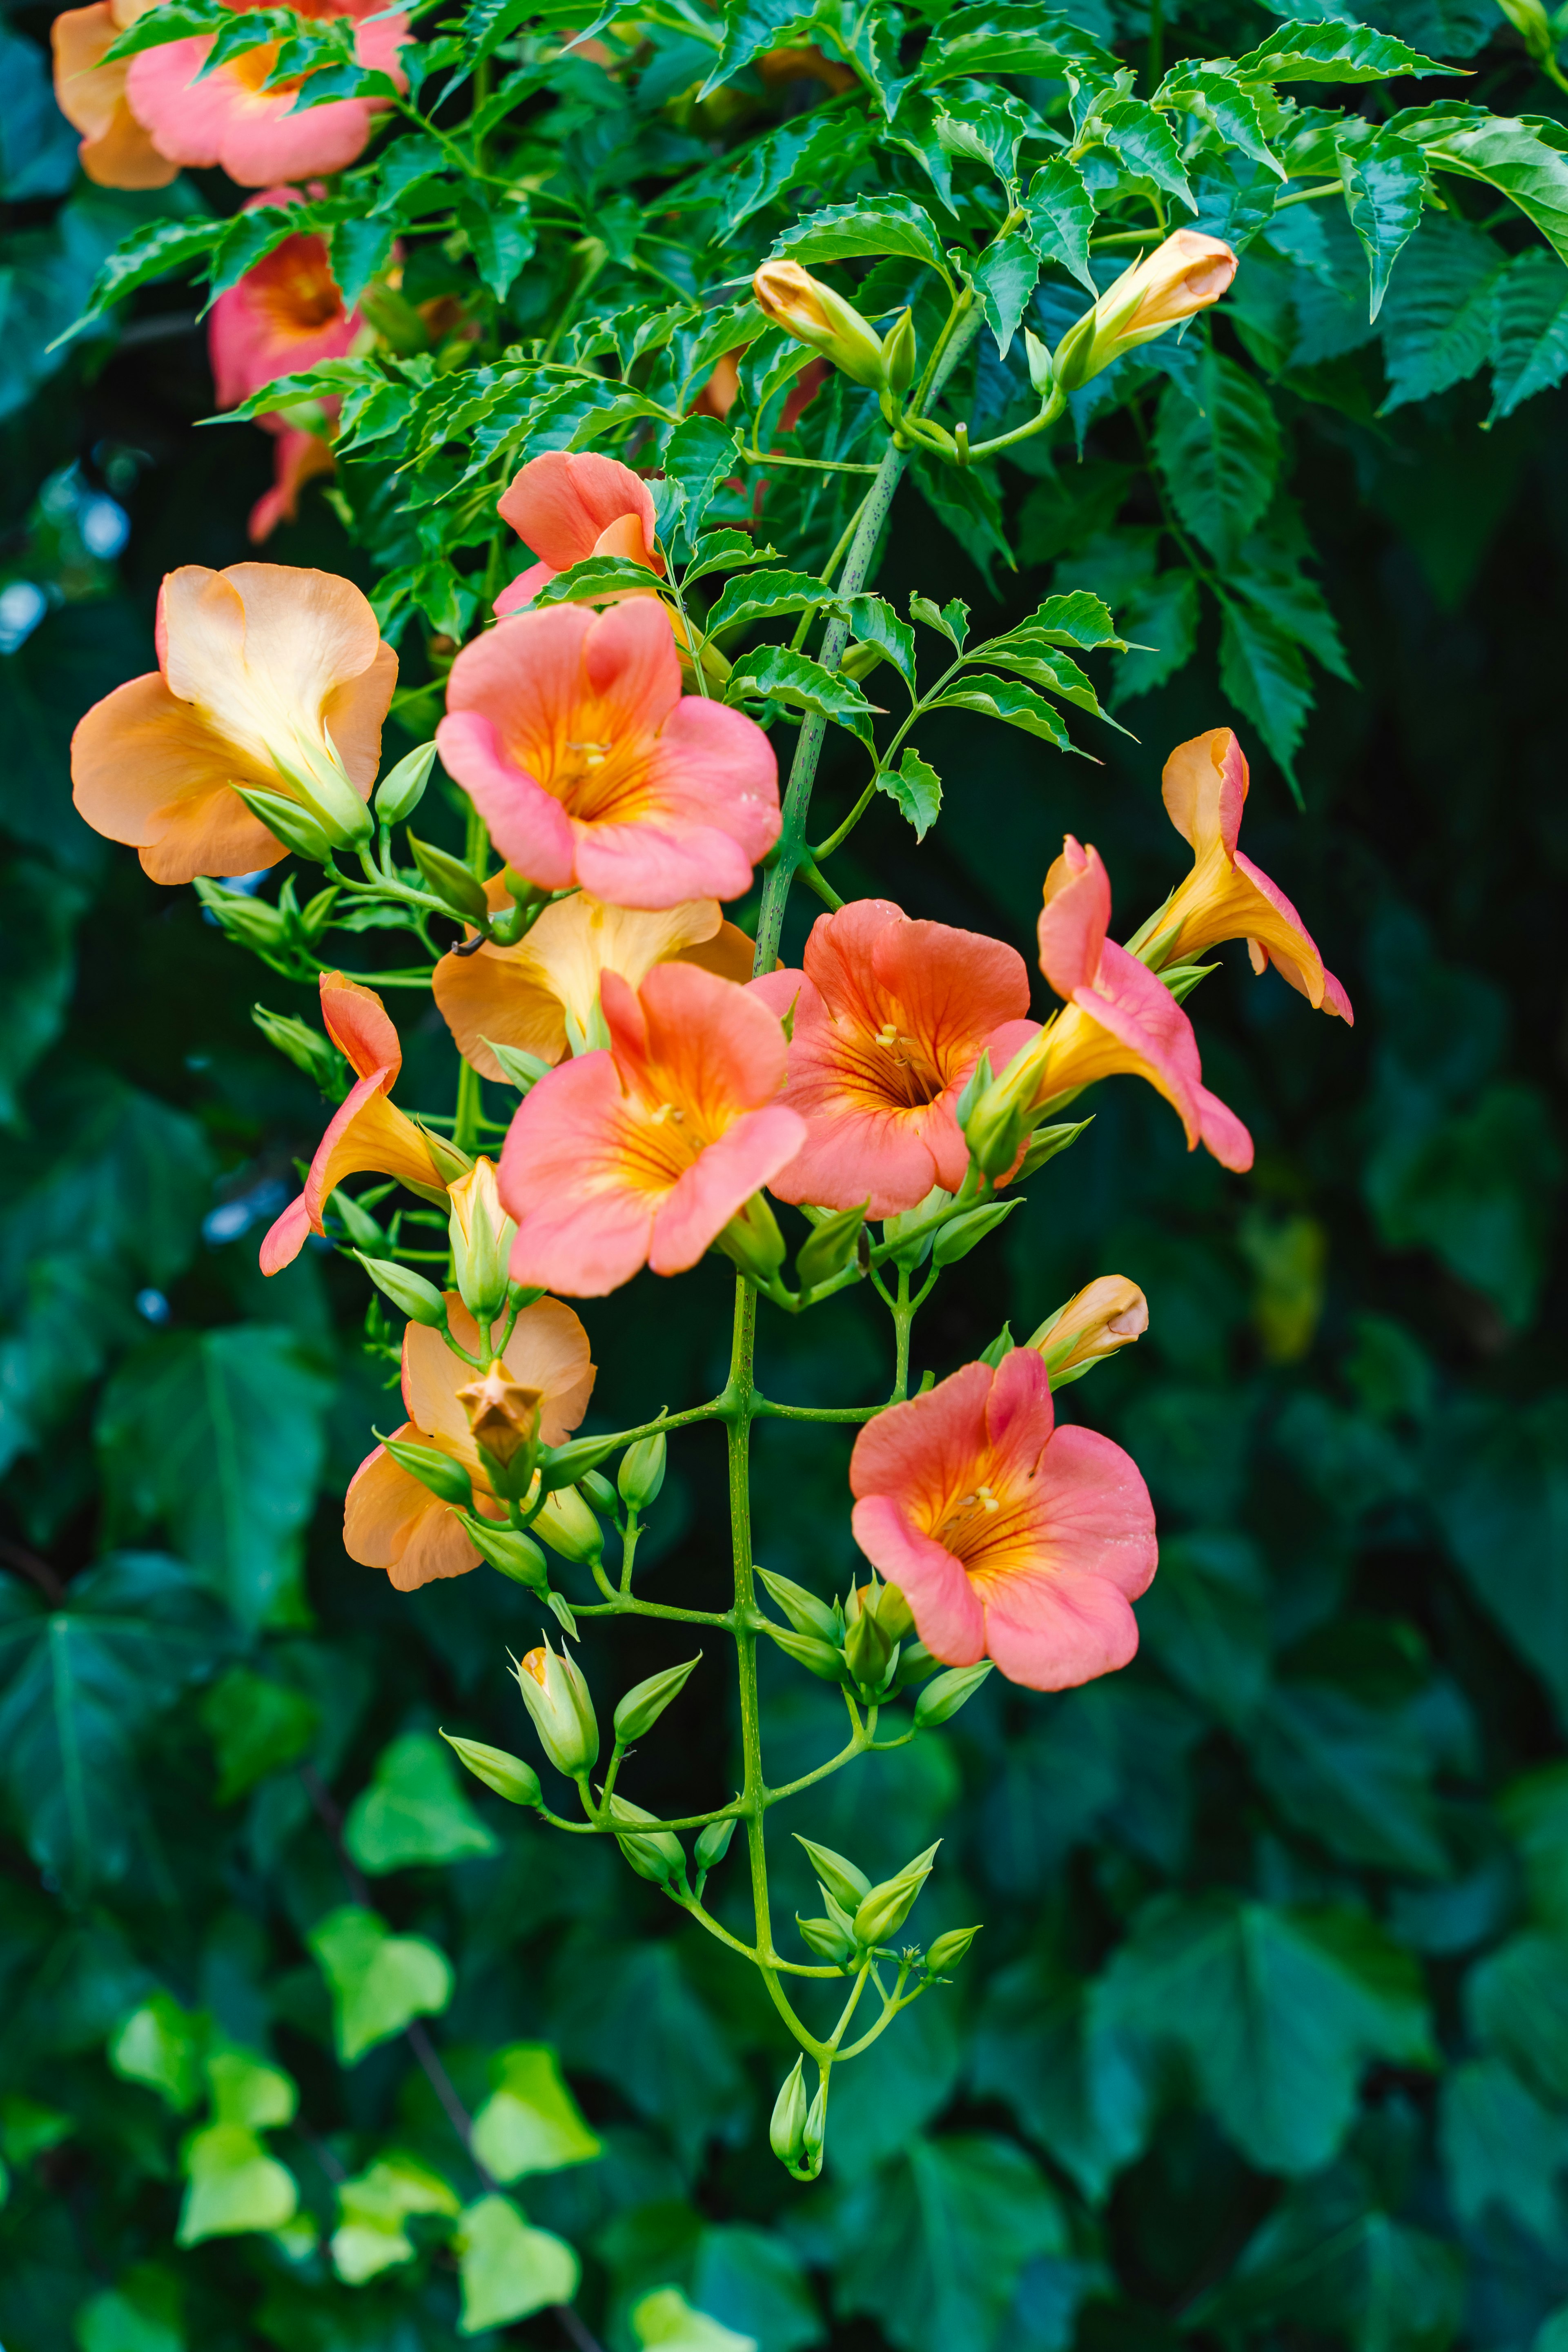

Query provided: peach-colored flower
[344,1294,595,1590]
[433,880,754,1079]
[494,451,664,619]
[1055,231,1238,391]
[70,561,396,883]
[51,0,177,189]
[498,962,807,1296]
[437,599,779,910]
[752,900,1032,1218]
[1029,1276,1148,1376]
[849,1347,1156,1691]
[127,0,408,188]
[1153,728,1353,1021]
[260,974,448,1273]
[1016,836,1253,1171]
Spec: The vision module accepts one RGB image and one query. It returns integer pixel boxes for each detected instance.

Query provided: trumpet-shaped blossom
[437,599,779,909]
[249,425,338,544]
[434,883,754,1080]
[754,899,1032,1217]
[70,560,396,883]
[1154,728,1353,1021]
[849,1346,1157,1691]
[127,0,408,187]
[499,962,807,1296]
[51,0,178,189]
[260,974,448,1273]
[1024,837,1253,1172]
[494,451,663,619]
[344,1294,595,1589]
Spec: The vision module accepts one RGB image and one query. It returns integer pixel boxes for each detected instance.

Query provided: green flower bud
[195,878,288,948]
[753,259,889,390]
[715,1192,787,1287]
[376,1430,473,1509]
[794,1836,870,1913]
[962,1033,1047,1178]
[408,831,491,923]
[537,1432,623,1494]
[461,1514,550,1590]
[581,1469,617,1516]
[891,1638,941,1691]
[374,741,437,827]
[418,1125,476,1186]
[356,1254,448,1327]
[613,1655,701,1746]
[883,306,916,398]
[766,1621,849,1684]
[618,1431,667,1511]
[441,1730,543,1809]
[1023,327,1056,399]
[795,1201,869,1291]
[852,1842,939,1948]
[486,1038,553,1094]
[607,1795,687,1887]
[533,1484,604,1564]
[514,1640,599,1777]
[796,1912,855,1963]
[925,1924,981,1977]
[270,726,376,849]
[757,1566,839,1644]
[232,784,337,864]
[1014,1116,1092,1181]
[770,2057,809,2168]
[844,1604,895,1696]
[931,1199,1020,1267]
[695,1817,736,1873]
[330,1189,384,1248]
[447,1158,514,1326]
[253,1005,345,1097]
[803,2080,827,2174]
[914,1662,993,1727]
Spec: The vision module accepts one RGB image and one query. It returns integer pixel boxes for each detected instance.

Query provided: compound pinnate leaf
[773,194,951,279]
[308,1906,453,2065]
[470,2042,602,2181]
[1488,247,1568,420]
[344,1731,500,1874]
[1154,352,1281,561]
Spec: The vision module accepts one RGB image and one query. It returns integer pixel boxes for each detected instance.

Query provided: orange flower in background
[499,962,807,1296]
[1153,728,1354,1021]
[494,451,664,618]
[437,598,779,910]
[70,561,396,882]
[344,1294,595,1590]
[1022,836,1254,1172]
[1054,230,1239,391]
[248,426,339,544]
[126,0,409,187]
[754,899,1033,1218]
[433,882,754,1079]
[50,0,178,189]
[260,975,448,1274]
[849,1346,1157,1691]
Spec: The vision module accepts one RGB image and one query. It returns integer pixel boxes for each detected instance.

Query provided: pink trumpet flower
[50,0,178,189]
[498,962,807,1297]
[850,1346,1157,1691]
[1152,728,1354,1020]
[126,0,408,188]
[754,899,1033,1218]
[494,451,664,618]
[437,598,780,910]
[1025,837,1254,1172]
[260,974,449,1274]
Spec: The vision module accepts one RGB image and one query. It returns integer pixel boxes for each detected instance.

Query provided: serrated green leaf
[774,194,952,282]
[1408,109,1568,271]
[1234,20,1464,82]
[705,568,837,636]
[919,4,1118,85]
[1488,246,1568,419]
[662,415,742,548]
[683,531,779,586]
[1020,158,1098,293]
[725,645,876,739]
[1339,129,1428,319]
[1219,593,1313,793]
[458,192,535,301]
[1157,67,1286,178]
[971,232,1039,359]
[1379,213,1502,410]
[77,218,225,330]
[843,593,917,691]
[927,674,1073,748]
[1094,98,1196,212]
[878,748,942,840]
[1154,351,1281,560]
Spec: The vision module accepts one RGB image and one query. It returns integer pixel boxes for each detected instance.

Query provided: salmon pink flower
[1014,836,1253,1171]
[437,599,779,910]
[51,0,178,189]
[70,560,396,883]
[260,974,449,1274]
[849,1346,1157,1691]
[344,1294,595,1590]
[499,962,807,1296]
[127,0,408,188]
[248,424,338,543]
[755,899,1032,1218]
[494,451,664,619]
[1149,728,1353,1021]
[433,883,754,1080]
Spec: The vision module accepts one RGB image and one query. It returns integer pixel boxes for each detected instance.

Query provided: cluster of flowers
[69,449,1349,1695]
[51,0,412,539]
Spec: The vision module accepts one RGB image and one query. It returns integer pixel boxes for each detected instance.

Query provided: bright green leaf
[470,2042,603,2181]
[455,2193,579,2333]
[877,748,942,841]
[176,2123,297,2246]
[308,1905,453,2064]
[344,1730,500,1873]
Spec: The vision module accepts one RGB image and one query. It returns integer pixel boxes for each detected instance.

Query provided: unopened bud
[378,1430,473,1509]
[233,784,337,864]
[882,307,916,399]
[914,1662,992,1727]
[441,1730,543,1809]
[271,730,375,849]
[533,1482,604,1564]
[753,259,889,390]
[457,1361,543,1479]
[797,1911,855,1963]
[844,1604,895,1696]
[1015,1116,1091,1181]
[766,1621,849,1684]
[715,1192,787,1287]
[796,1201,868,1291]
[374,741,437,827]
[514,1640,599,1777]
[757,1566,839,1644]
[1028,1275,1148,1385]
[770,2057,809,2168]
[538,1432,624,1493]
[419,1125,475,1186]
[1052,230,1238,393]
[613,1655,701,1745]
[448,1158,515,1325]
[607,1795,686,1887]
[461,1513,550,1590]
[852,1842,939,1947]
[618,1431,667,1511]
[695,1817,736,1873]
[195,879,287,947]
[794,1836,869,1912]
[925,1924,980,1976]
[802,2080,827,2174]
[355,1254,448,1327]
[962,1035,1047,1178]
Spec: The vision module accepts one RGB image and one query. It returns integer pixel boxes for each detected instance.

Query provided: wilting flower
[50,0,178,189]
[343,1294,595,1590]
[209,189,363,543]
[1028,1275,1148,1378]
[753,260,890,390]
[260,974,448,1273]
[433,884,754,1079]
[1150,728,1353,1021]
[499,962,807,1296]
[494,451,664,619]
[126,0,409,188]
[70,561,396,883]
[437,599,779,910]
[755,899,1033,1218]
[1053,230,1238,392]
[1015,836,1254,1171]
[849,1346,1157,1691]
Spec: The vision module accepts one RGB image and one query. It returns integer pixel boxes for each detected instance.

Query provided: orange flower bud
[1027,1276,1148,1383]
[1052,231,1238,393]
[752,260,889,390]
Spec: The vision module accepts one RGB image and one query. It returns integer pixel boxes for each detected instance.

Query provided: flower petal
[650,1102,807,1272]
[850,1495,987,1664]
[1161,726,1247,861]
[497,450,659,571]
[343,1435,481,1589]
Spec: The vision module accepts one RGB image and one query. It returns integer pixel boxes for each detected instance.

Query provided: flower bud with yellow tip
[1052,230,1238,393]
[753,259,890,390]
